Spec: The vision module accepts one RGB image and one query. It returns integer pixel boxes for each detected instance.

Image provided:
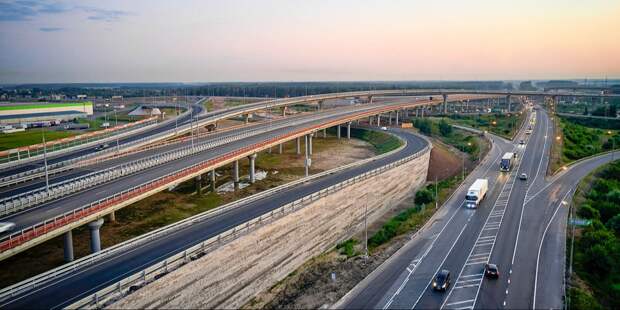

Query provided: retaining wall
[113,149,430,309]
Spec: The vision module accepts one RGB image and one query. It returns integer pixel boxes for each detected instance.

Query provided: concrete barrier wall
[113,149,430,309]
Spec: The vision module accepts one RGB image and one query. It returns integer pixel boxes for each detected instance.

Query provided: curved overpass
[0,128,430,309]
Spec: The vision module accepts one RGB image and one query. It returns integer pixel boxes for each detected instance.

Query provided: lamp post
[608,130,615,161]
[41,127,50,194]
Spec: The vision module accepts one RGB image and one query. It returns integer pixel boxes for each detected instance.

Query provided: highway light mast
[41,127,50,194]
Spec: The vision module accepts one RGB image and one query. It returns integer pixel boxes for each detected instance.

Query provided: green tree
[578,204,600,220]
[438,119,453,136]
[606,214,620,236]
[415,189,434,205]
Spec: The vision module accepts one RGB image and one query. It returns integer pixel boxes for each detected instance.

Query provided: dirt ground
[427,142,462,181]
[0,135,375,288]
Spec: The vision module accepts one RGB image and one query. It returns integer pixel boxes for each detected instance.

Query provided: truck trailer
[466,178,489,209]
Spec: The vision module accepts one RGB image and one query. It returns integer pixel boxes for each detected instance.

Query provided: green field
[443,113,524,139]
[0,129,77,151]
[0,102,92,111]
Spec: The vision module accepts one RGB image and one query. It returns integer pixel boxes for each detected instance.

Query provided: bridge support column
[109,210,116,223]
[347,122,352,139]
[296,137,301,155]
[88,218,104,253]
[233,160,240,190]
[63,230,74,262]
[443,94,448,114]
[388,112,392,125]
[369,116,373,126]
[195,175,202,195]
[416,108,419,118]
[210,169,216,192]
[279,143,283,154]
[395,110,399,126]
[244,114,250,124]
[282,106,288,116]
[304,135,311,177]
[337,125,341,139]
[506,95,512,112]
[421,107,425,117]
[248,154,257,183]
[317,100,324,111]
[377,114,381,127]
[309,133,313,155]
[323,128,327,138]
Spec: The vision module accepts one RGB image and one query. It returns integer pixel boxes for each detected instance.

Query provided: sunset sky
[1,0,619,83]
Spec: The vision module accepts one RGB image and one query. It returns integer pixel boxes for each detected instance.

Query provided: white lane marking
[454,283,481,289]
[525,109,549,197]
[382,202,464,309]
[409,212,474,310]
[445,299,475,306]
[532,188,573,309]
[460,273,484,278]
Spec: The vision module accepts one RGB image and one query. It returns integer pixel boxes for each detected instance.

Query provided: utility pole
[364,193,369,262]
[435,176,438,209]
[114,108,119,152]
[41,127,50,194]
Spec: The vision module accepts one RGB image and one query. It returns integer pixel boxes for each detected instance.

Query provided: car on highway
[519,173,528,180]
[380,126,388,131]
[95,143,110,151]
[432,270,451,291]
[485,263,500,278]
[519,139,525,145]
[0,222,16,234]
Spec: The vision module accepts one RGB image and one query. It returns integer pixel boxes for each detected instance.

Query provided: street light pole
[41,127,50,194]
[364,193,368,262]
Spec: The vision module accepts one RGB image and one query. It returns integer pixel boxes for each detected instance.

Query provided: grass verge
[0,129,77,151]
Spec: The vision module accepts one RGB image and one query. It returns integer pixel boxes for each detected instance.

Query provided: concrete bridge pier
[317,100,324,111]
[278,143,283,154]
[88,218,104,253]
[248,154,257,183]
[63,230,74,262]
[506,95,512,112]
[304,135,311,177]
[395,110,399,126]
[244,114,250,124]
[308,133,313,155]
[421,107,425,117]
[377,114,381,126]
[233,160,240,190]
[369,116,373,126]
[416,108,419,118]
[109,210,116,223]
[210,169,216,192]
[282,106,288,116]
[443,94,448,114]
[296,137,301,155]
[337,125,341,139]
[347,122,352,139]
[195,174,203,195]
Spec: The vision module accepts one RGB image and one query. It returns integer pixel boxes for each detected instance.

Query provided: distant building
[77,94,87,100]
[0,102,93,125]
[519,81,536,91]
[128,106,161,117]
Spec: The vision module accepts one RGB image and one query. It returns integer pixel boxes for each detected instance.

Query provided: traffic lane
[341,135,510,309]
[2,131,429,310]
[378,137,509,309]
[411,168,508,309]
[475,109,549,309]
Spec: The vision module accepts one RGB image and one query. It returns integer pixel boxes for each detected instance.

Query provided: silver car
[0,222,15,234]
[519,173,528,180]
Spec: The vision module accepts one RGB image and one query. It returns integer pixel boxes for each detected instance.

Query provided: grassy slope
[444,112,524,139]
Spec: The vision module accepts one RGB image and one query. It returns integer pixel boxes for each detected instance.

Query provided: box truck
[466,178,488,209]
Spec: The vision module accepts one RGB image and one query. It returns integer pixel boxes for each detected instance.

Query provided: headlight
[432,282,437,287]
[442,283,447,288]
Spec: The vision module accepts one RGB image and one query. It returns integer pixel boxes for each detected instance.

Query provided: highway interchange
[0,91,618,309]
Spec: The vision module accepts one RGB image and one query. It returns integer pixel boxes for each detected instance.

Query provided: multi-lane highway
[0,127,430,309]
[339,104,619,309]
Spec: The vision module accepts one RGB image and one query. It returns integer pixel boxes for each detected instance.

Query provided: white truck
[465,178,489,209]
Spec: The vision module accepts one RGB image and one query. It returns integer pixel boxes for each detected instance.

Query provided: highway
[0,128,431,310]
[338,104,620,309]
[0,102,204,179]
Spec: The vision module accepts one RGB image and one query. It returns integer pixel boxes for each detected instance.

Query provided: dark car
[432,270,451,291]
[485,263,499,278]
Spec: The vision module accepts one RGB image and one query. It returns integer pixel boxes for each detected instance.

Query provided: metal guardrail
[0,127,409,305]
[0,118,159,166]
[66,141,430,309]
[0,108,194,188]
[0,102,433,254]
[0,107,375,214]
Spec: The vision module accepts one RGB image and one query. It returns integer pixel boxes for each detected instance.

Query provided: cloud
[0,0,68,21]
[0,1,132,22]
[39,26,62,32]
[80,7,132,22]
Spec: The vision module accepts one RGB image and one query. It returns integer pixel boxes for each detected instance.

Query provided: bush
[438,119,452,136]
[578,204,600,220]
[415,189,434,205]
[568,288,604,310]
[606,214,620,236]
[413,119,432,135]
[336,239,358,258]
